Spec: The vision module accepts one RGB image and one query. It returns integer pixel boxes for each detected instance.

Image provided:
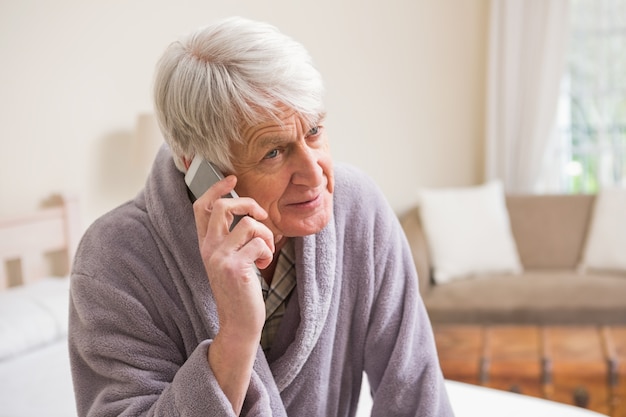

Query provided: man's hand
[192,175,275,414]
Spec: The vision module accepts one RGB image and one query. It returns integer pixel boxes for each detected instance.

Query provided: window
[551,0,626,193]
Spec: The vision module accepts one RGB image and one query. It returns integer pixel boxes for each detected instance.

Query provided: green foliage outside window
[558,0,626,193]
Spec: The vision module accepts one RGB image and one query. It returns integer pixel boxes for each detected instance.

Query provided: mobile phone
[185,155,243,230]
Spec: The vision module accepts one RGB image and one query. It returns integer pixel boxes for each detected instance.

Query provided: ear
[182,157,193,170]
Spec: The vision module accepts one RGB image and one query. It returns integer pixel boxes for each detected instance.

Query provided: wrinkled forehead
[240,103,324,140]
[242,108,302,144]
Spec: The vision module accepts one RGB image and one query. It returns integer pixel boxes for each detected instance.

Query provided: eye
[307,126,321,136]
[263,149,280,160]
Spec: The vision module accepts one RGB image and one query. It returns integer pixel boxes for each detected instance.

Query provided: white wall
[0,0,488,229]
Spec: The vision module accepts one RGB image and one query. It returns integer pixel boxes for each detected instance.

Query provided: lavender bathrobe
[68,146,453,416]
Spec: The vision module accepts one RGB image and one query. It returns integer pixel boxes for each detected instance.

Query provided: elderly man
[69,16,453,416]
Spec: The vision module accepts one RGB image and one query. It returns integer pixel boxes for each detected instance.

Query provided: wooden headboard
[0,195,81,289]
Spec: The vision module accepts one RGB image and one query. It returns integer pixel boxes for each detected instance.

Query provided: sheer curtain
[485,0,570,193]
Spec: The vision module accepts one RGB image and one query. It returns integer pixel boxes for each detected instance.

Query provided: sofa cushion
[424,270,626,325]
[418,181,522,284]
[580,187,626,273]
[506,194,594,269]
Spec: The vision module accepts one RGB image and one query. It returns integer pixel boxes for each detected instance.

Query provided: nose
[291,141,324,187]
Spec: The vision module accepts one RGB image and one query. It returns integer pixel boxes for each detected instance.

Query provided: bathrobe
[68,145,453,416]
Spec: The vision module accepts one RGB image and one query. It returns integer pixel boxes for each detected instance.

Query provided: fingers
[194,176,268,234]
[230,217,275,270]
[192,175,237,241]
[191,175,274,269]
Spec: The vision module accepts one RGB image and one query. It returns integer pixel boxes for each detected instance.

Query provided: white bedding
[0,277,70,360]
[0,277,77,417]
[356,375,608,417]
[0,338,77,417]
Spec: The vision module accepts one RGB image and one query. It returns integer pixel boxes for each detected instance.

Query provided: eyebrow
[257,135,289,149]
[253,112,327,149]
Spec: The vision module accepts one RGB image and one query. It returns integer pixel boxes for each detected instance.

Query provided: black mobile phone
[184,155,243,230]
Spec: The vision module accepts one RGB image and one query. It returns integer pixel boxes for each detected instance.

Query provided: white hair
[153,16,325,173]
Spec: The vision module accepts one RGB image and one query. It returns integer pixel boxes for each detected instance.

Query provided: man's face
[231,107,334,239]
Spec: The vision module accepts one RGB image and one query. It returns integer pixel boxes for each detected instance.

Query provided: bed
[0,195,80,417]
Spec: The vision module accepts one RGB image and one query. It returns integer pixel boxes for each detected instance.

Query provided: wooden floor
[432,325,626,417]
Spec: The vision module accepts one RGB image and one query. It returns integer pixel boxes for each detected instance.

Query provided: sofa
[399,190,626,325]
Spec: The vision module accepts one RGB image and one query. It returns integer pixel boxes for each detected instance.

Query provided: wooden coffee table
[432,325,626,417]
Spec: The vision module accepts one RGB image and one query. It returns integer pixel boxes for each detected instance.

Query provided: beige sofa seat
[424,270,626,324]
[400,194,626,325]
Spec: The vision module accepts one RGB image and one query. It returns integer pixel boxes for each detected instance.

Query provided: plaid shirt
[259,238,296,352]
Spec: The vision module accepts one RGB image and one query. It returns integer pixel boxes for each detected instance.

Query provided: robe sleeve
[362,212,454,417]
[68,274,274,416]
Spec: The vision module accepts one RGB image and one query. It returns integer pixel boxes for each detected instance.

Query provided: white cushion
[418,181,522,284]
[0,277,70,360]
[580,187,626,273]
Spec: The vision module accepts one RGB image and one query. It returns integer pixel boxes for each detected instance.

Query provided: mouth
[287,193,322,208]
